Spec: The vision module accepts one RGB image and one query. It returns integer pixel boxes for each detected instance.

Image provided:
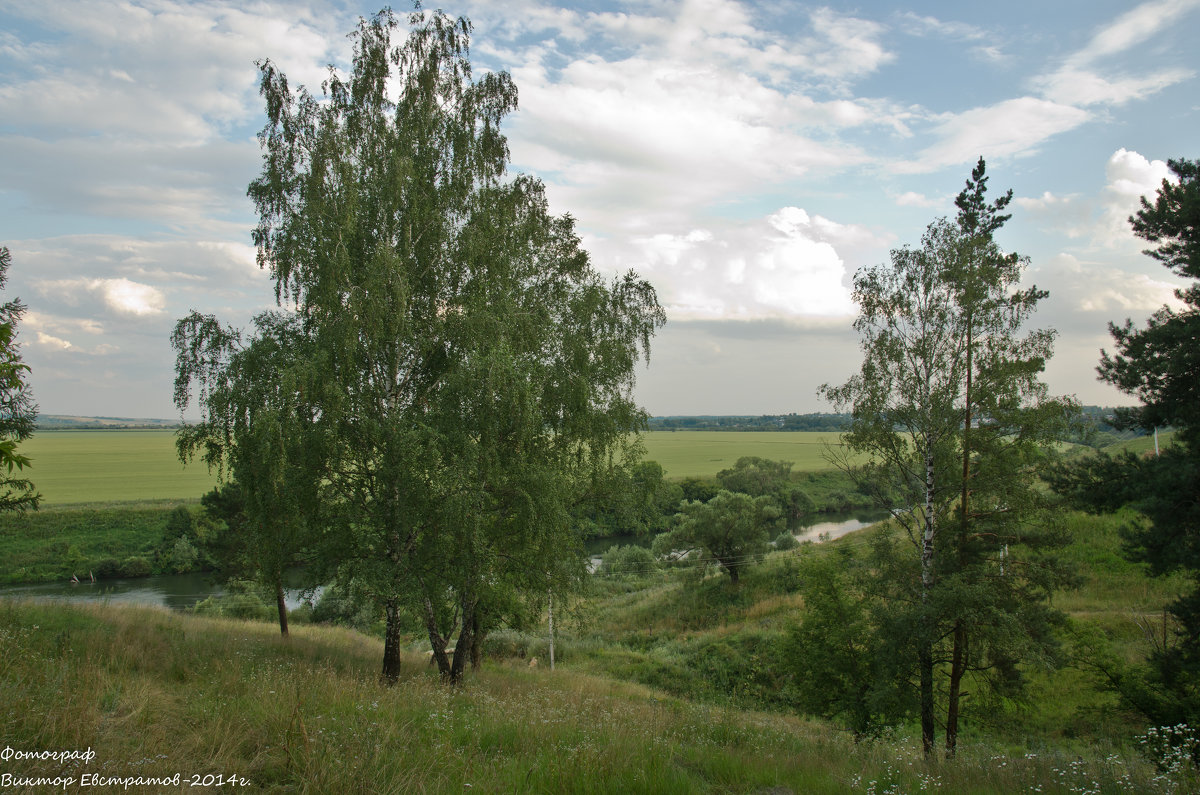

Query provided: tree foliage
[177,9,663,682]
[1052,157,1200,727]
[653,490,782,584]
[819,159,1075,757]
[0,246,39,513]
[717,456,813,524]
[172,310,324,637]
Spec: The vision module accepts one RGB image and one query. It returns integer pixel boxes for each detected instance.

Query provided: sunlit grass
[3,599,1190,793]
[18,429,217,505]
[640,431,856,479]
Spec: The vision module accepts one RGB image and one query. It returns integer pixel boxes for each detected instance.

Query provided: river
[0,570,317,612]
[586,508,888,569]
[1,511,887,609]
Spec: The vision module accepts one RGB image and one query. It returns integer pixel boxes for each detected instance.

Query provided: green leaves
[179,8,664,676]
[655,490,781,584]
[0,246,39,514]
[818,160,1075,754]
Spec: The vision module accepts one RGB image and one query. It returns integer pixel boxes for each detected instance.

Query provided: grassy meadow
[14,429,850,504]
[640,431,853,479]
[2,596,1189,794]
[18,429,218,505]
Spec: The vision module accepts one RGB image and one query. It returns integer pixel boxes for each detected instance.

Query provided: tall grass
[1,599,1187,793]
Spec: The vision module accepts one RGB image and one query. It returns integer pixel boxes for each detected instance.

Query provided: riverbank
[0,500,186,584]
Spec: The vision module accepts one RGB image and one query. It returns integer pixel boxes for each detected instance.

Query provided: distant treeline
[36,415,180,430]
[649,407,1156,445]
[649,414,852,432]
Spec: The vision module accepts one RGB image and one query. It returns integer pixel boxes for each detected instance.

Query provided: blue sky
[1,0,1197,418]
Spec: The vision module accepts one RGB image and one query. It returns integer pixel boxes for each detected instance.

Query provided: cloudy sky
[1,0,1197,419]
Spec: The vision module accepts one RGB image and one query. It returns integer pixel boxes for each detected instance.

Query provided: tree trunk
[470,611,484,672]
[949,303,972,759]
[920,643,936,759]
[920,437,937,759]
[946,621,967,758]
[275,578,289,637]
[421,593,452,680]
[449,595,477,685]
[381,597,404,685]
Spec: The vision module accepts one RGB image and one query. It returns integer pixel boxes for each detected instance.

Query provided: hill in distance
[37,415,180,430]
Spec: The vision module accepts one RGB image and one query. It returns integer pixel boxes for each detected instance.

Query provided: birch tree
[241,8,662,684]
[820,159,1075,757]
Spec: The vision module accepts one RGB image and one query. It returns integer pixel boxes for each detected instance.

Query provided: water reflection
[586,509,888,571]
[0,571,315,612]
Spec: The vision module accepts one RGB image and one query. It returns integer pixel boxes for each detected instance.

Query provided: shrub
[191,580,273,621]
[119,556,152,578]
[598,544,657,577]
[311,577,384,633]
[169,537,200,573]
[773,532,799,551]
[94,558,123,579]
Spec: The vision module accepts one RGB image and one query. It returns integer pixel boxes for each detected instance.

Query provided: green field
[17,429,218,505]
[641,431,851,478]
[12,429,847,505]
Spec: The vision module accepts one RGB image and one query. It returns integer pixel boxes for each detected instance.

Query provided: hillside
[2,506,1194,792]
[37,415,180,430]
[0,596,1181,794]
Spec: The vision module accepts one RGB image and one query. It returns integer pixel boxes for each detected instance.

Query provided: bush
[773,532,799,551]
[191,580,273,621]
[598,544,657,577]
[119,556,152,578]
[311,577,384,633]
[94,558,123,579]
[288,602,314,624]
[169,536,200,573]
[482,629,534,660]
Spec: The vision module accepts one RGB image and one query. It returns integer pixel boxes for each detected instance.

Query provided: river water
[1,510,887,610]
[586,508,887,570]
[0,570,316,612]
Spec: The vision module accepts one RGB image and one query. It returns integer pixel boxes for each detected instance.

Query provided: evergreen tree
[820,159,1075,757]
[1052,158,1200,726]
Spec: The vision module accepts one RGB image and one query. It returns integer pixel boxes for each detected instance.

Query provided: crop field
[12,429,850,506]
[641,431,851,479]
[16,429,218,505]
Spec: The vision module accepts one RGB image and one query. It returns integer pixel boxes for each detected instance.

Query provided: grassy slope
[19,429,217,505]
[1102,429,1178,457]
[1,599,1181,794]
[561,508,1188,752]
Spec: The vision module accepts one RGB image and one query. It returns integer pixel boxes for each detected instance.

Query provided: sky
[1,0,1197,419]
